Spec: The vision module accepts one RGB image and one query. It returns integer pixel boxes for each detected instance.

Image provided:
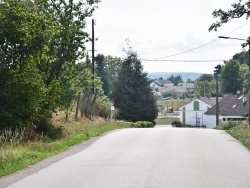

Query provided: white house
[179,99,216,128]
[204,94,248,128]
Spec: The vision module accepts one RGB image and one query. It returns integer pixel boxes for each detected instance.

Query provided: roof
[159,86,187,93]
[204,94,248,116]
[199,98,216,107]
[155,79,173,85]
[179,99,215,110]
[186,83,195,89]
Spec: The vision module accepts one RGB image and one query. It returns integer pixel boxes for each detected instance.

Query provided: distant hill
[147,72,205,82]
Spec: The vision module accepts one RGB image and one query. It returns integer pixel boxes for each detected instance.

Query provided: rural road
[4,126,250,188]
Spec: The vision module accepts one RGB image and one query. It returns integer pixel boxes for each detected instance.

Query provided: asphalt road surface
[6,126,250,188]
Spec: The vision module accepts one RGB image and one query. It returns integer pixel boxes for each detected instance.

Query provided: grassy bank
[0,115,132,177]
[217,121,250,150]
[155,118,178,125]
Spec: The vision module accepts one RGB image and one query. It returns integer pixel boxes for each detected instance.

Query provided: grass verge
[155,118,178,125]
[218,121,250,150]
[0,117,132,177]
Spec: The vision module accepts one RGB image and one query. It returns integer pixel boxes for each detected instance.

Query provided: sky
[86,0,250,74]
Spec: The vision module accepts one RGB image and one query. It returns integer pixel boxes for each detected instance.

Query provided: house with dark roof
[179,99,216,128]
[150,79,174,90]
[204,94,248,128]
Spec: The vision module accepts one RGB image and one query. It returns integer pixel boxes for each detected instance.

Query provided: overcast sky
[86,0,250,74]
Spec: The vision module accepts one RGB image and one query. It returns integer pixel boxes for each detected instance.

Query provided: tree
[186,78,193,83]
[167,75,183,85]
[198,74,214,82]
[95,54,110,96]
[221,60,241,94]
[240,63,249,93]
[209,0,250,32]
[111,52,158,123]
[194,74,217,98]
[233,51,249,65]
[0,0,100,130]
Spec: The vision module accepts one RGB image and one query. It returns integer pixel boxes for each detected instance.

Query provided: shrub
[171,120,183,127]
[168,107,174,113]
[132,121,154,128]
[218,121,239,130]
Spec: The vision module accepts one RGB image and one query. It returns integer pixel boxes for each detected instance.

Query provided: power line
[144,21,250,60]
[140,59,224,62]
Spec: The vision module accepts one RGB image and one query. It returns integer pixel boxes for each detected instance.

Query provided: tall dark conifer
[112,52,158,123]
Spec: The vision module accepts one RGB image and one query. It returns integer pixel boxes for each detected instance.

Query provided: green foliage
[221,60,241,94]
[0,0,100,130]
[132,121,154,128]
[217,121,239,130]
[162,90,178,99]
[240,64,249,93]
[233,51,249,65]
[111,51,158,123]
[209,1,250,32]
[171,120,183,127]
[194,74,217,98]
[0,120,131,176]
[226,121,250,151]
[95,54,110,96]
[167,75,183,85]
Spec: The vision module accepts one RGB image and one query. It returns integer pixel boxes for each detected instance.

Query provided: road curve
[6,127,250,188]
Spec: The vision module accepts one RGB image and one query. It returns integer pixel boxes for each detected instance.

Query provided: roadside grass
[155,118,178,125]
[218,121,250,151]
[0,114,132,177]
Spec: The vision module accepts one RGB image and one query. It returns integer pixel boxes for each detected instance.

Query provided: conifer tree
[111,52,158,123]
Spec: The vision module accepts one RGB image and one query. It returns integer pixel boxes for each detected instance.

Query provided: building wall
[204,115,216,129]
[179,100,210,126]
[204,115,246,129]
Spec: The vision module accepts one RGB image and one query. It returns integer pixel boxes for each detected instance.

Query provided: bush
[171,120,183,127]
[168,107,174,113]
[132,121,155,128]
[217,121,239,130]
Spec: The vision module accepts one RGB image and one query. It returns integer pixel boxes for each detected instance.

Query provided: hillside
[147,72,204,82]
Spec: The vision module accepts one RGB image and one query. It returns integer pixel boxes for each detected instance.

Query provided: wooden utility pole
[92,19,95,94]
[75,92,81,121]
[214,64,221,126]
[215,73,219,126]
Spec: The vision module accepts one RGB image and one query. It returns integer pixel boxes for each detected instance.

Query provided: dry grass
[0,112,132,176]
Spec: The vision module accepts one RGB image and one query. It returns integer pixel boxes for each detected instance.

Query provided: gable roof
[156,79,173,85]
[159,86,187,93]
[199,99,216,107]
[205,94,248,116]
[186,83,195,89]
[179,99,215,110]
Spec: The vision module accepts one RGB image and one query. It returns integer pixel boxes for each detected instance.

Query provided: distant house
[179,99,216,128]
[204,94,248,128]
[186,83,195,93]
[150,79,174,90]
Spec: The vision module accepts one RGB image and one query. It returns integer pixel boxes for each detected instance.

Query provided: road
[5,126,250,188]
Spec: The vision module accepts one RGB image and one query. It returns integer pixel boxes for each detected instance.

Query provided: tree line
[0,0,158,133]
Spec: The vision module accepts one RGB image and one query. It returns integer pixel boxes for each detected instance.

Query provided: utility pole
[92,19,95,94]
[248,40,250,125]
[204,83,206,98]
[214,65,222,126]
